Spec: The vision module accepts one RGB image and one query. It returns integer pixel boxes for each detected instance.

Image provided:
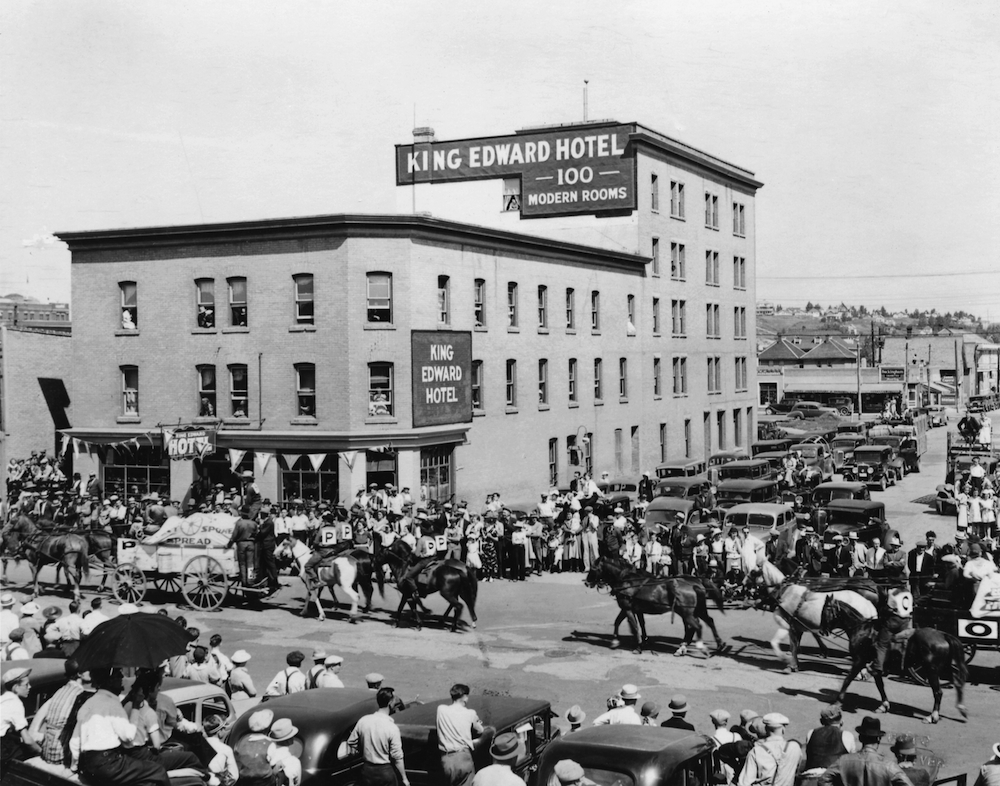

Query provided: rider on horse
[303,511,354,590]
[872,589,913,677]
[401,536,441,595]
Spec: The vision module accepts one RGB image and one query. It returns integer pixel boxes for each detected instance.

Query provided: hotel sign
[396,124,636,218]
[162,425,216,461]
[411,330,473,428]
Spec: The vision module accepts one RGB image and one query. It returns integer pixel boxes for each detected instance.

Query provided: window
[627,294,636,333]
[618,357,628,399]
[420,447,452,504]
[659,423,667,462]
[707,357,722,393]
[735,307,747,339]
[651,237,660,276]
[652,298,661,334]
[507,282,518,328]
[197,365,217,416]
[705,251,720,286]
[671,300,687,336]
[538,359,548,405]
[706,304,721,338]
[119,282,138,330]
[704,192,719,229]
[227,277,247,326]
[733,202,746,236]
[196,279,215,328]
[734,409,743,447]
[121,366,139,415]
[567,434,579,467]
[670,242,686,280]
[591,290,600,331]
[281,454,340,507]
[684,418,691,458]
[548,438,559,488]
[594,358,603,400]
[568,358,578,403]
[653,357,662,396]
[367,273,392,323]
[294,274,314,325]
[734,257,746,290]
[368,362,394,417]
[672,357,688,395]
[474,279,486,327]
[437,275,450,325]
[537,285,548,329]
[229,364,249,418]
[295,363,316,417]
[650,173,659,211]
[472,360,484,410]
[735,357,748,391]
[505,359,517,407]
[670,180,685,218]
[614,429,624,475]
[103,444,167,499]
[583,432,593,474]
[717,411,726,450]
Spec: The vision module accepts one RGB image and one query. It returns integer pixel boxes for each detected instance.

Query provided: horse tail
[700,577,726,614]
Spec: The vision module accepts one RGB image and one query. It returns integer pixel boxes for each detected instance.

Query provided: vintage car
[596,479,640,509]
[708,449,748,468]
[395,695,556,785]
[643,497,707,537]
[789,401,840,419]
[830,433,868,469]
[836,421,869,435]
[789,443,835,484]
[655,476,713,506]
[842,445,902,490]
[534,726,716,786]
[755,450,795,479]
[722,502,796,538]
[810,481,871,507]
[654,459,707,480]
[924,405,947,427]
[812,499,888,545]
[750,437,796,457]
[713,479,780,510]
[715,459,773,482]
[762,398,800,416]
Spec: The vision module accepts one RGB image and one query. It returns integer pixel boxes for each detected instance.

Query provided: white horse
[745,546,877,672]
[275,537,361,623]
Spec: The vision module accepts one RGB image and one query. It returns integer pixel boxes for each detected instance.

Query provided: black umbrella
[72,611,192,671]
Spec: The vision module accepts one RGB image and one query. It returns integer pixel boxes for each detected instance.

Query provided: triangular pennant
[282,453,302,470]
[255,451,273,476]
[341,450,357,470]
[72,437,81,456]
[308,453,326,472]
[59,433,70,457]
[228,448,247,472]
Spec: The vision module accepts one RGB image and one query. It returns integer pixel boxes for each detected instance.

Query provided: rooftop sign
[396,124,636,218]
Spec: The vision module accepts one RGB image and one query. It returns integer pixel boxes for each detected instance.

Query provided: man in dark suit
[255,500,279,595]
[826,534,852,577]
[660,695,695,731]
[794,528,824,577]
[907,540,935,597]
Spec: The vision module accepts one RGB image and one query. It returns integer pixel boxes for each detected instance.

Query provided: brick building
[58,121,761,509]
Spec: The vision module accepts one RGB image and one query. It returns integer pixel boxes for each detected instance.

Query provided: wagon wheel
[961,643,976,665]
[181,555,228,610]
[112,563,147,604]
[154,574,183,595]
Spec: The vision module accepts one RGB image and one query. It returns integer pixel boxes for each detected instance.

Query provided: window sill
[364,323,396,331]
[193,416,220,425]
[192,328,218,335]
[652,272,661,278]
[537,327,549,335]
[474,326,488,333]
[538,404,550,411]
[591,330,601,336]
[654,395,663,401]
[594,399,604,407]
[437,323,453,330]
[290,417,319,425]
[734,233,746,239]
[289,325,316,333]
[568,401,579,409]
[565,328,576,335]
[473,409,486,418]
[706,283,720,288]
[653,332,661,338]
[117,415,141,424]
[708,392,722,396]
[735,287,746,292]
[670,214,685,221]
[673,394,688,399]
[651,208,659,214]
[672,334,687,339]
[619,397,629,404]
[223,418,253,427]
[365,416,398,425]
[222,326,250,334]
[671,278,686,283]
[507,326,520,333]
[505,406,519,415]
[115,330,140,337]
[736,336,747,341]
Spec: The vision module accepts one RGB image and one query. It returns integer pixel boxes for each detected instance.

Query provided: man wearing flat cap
[818,717,912,786]
[553,759,595,786]
[738,713,802,786]
[802,705,856,774]
[907,540,935,598]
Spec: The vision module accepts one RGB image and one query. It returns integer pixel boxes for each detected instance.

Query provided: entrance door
[703,412,711,462]
[366,451,398,493]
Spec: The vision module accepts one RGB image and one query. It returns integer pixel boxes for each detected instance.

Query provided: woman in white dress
[956,484,970,532]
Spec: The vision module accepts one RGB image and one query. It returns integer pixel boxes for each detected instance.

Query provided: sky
[2,1,999,316]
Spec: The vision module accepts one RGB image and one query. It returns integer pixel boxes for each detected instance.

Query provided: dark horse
[375,539,478,632]
[821,594,968,724]
[2,515,90,600]
[584,556,727,656]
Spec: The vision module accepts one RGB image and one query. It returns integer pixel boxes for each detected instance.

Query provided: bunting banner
[72,438,82,456]
[163,425,217,461]
[228,449,247,472]
[282,453,302,470]
[308,453,327,471]
[59,433,70,458]
[58,428,162,455]
[255,451,273,477]
[341,451,358,470]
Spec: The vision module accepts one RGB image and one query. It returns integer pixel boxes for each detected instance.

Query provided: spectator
[730,709,760,741]
[817,717,910,786]
[80,597,109,638]
[123,671,203,772]
[437,683,485,786]
[16,602,43,655]
[184,646,223,685]
[234,709,275,786]
[0,667,41,766]
[265,651,307,698]
[228,650,257,700]
[907,541,935,597]
[661,695,695,731]
[316,655,345,688]
[552,759,590,786]
[306,649,328,688]
[27,660,93,775]
[592,684,642,725]
[366,673,385,690]
[0,593,19,646]
[208,633,234,682]
[891,735,931,786]
[565,705,586,732]
[2,628,29,661]
[972,743,1000,786]
[738,713,801,786]
[343,686,411,786]
[710,710,738,745]
[35,625,66,659]
[203,714,238,786]
[267,718,302,786]
[471,731,524,786]
[640,702,660,726]
[802,705,856,775]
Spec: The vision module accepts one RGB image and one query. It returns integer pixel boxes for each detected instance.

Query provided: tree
[805,301,814,311]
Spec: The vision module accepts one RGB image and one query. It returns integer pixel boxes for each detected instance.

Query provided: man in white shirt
[316,655,345,688]
[592,684,643,725]
[437,683,485,786]
[343,687,411,786]
[264,650,307,697]
[471,732,525,786]
[53,600,84,657]
[964,543,997,580]
[1,667,41,763]
[80,598,109,638]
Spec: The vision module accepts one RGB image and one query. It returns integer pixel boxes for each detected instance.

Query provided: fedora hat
[856,716,884,738]
[490,732,523,763]
[668,695,688,714]
[268,718,298,743]
[619,684,640,701]
[565,705,586,725]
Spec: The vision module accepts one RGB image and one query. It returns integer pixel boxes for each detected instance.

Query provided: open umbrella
[72,609,192,670]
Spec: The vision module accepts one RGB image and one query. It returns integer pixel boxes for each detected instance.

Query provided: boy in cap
[738,713,802,786]
[710,710,738,746]
[1,667,41,764]
[316,655,345,688]
[552,759,593,786]
[817,717,909,786]
[2,628,30,661]
[366,673,384,690]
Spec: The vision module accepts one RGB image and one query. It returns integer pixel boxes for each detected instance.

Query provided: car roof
[717,479,778,490]
[814,482,867,491]
[656,477,707,488]
[230,688,377,738]
[854,445,890,452]
[394,695,549,730]
[159,677,228,704]
[540,726,714,775]
[823,499,884,512]
[646,498,696,512]
[1,658,67,688]
[723,503,793,515]
[656,460,704,469]
[721,459,770,468]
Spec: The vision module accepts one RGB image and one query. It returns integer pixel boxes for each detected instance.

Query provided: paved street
[4,419,998,775]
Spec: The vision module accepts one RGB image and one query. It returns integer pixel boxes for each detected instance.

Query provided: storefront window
[367,451,397,492]
[103,445,169,499]
[420,447,452,504]
[281,454,340,505]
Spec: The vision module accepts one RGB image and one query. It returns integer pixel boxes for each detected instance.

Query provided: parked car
[836,422,869,435]
[827,397,856,417]
[790,443,836,484]
[842,445,902,490]
[813,499,888,545]
[811,481,871,507]
[535,726,716,786]
[763,399,799,416]
[722,503,796,538]
[714,479,781,510]
[708,450,748,468]
[755,450,795,479]
[715,459,773,482]
[789,401,839,419]
[643,498,706,537]
[831,433,868,469]
[924,405,947,427]
[655,477,713,506]
[654,459,707,480]
[751,438,796,457]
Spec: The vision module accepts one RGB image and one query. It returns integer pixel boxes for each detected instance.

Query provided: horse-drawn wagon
[913,573,1000,666]
[111,513,266,610]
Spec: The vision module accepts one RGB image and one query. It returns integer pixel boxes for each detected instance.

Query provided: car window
[672,753,711,786]
[580,768,635,786]
[747,513,776,529]
[724,513,748,528]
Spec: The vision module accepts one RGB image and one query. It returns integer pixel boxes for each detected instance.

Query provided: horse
[374,538,478,632]
[274,537,379,622]
[53,529,116,591]
[2,515,90,600]
[744,553,882,672]
[584,556,728,656]
[822,594,968,724]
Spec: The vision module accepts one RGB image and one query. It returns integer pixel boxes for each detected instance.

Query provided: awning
[783,383,902,394]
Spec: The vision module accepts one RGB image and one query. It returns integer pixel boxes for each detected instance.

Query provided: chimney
[413,127,436,144]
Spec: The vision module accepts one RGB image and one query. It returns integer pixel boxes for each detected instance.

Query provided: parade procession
[2,3,1000,786]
